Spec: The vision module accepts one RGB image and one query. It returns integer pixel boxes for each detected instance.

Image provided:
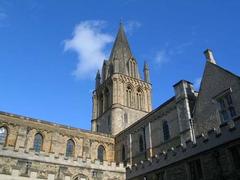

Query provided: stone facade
[0,111,125,180]
[91,24,152,136]
[1,24,240,180]
[126,117,240,180]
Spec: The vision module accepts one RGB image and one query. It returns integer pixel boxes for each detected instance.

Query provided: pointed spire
[204,49,216,64]
[95,70,101,88]
[144,61,150,83]
[109,22,132,64]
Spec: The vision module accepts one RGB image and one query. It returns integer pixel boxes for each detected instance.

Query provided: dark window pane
[66,139,75,157]
[229,107,237,117]
[219,99,226,109]
[163,121,170,141]
[221,110,229,121]
[0,127,7,144]
[226,94,233,105]
[122,145,126,161]
[98,145,106,162]
[139,135,144,152]
[33,133,43,152]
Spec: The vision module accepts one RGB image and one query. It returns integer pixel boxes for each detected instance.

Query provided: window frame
[162,121,170,141]
[214,89,237,122]
[139,135,144,153]
[65,139,75,157]
[0,126,8,145]
[97,145,106,162]
[33,133,43,153]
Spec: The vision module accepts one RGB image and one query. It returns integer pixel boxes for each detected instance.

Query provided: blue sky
[0,0,240,130]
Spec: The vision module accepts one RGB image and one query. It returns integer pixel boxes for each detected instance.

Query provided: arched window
[98,145,106,162]
[139,135,144,152]
[0,127,7,145]
[136,88,143,110]
[163,121,170,141]
[122,145,126,161]
[33,133,43,152]
[66,139,75,157]
[129,59,136,78]
[126,86,133,107]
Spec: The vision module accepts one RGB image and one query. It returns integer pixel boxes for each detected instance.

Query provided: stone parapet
[126,118,240,179]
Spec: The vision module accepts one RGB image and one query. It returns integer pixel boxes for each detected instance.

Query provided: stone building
[0,24,240,180]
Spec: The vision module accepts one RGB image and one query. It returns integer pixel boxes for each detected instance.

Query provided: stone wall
[115,97,184,165]
[194,62,240,136]
[0,147,125,180]
[0,112,115,162]
[126,117,240,180]
[93,73,152,136]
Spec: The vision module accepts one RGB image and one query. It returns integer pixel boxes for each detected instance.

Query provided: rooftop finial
[120,18,123,25]
[144,61,149,70]
[204,49,216,64]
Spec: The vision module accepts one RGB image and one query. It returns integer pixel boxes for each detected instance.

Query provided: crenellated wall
[126,117,240,180]
[0,146,125,180]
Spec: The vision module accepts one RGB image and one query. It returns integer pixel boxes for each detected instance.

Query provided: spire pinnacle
[144,61,149,70]
[109,23,132,62]
[144,61,150,83]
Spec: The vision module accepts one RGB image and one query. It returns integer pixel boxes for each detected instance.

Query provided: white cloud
[125,20,141,35]
[155,49,170,65]
[194,77,202,90]
[64,20,114,79]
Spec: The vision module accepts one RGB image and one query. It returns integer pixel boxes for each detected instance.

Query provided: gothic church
[0,24,240,180]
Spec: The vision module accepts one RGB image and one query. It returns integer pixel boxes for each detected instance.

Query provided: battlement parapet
[0,146,125,173]
[127,118,240,179]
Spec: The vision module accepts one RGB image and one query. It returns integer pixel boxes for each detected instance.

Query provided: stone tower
[91,23,152,135]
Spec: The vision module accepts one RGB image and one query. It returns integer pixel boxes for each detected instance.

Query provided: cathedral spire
[109,22,132,64]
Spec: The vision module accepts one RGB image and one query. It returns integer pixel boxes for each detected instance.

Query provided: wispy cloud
[155,49,170,65]
[154,41,193,66]
[64,20,114,79]
[194,77,202,90]
[125,20,141,35]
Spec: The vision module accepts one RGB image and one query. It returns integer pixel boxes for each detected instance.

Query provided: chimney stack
[204,49,216,64]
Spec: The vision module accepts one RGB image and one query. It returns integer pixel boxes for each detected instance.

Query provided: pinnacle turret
[144,61,150,83]
[95,70,101,88]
